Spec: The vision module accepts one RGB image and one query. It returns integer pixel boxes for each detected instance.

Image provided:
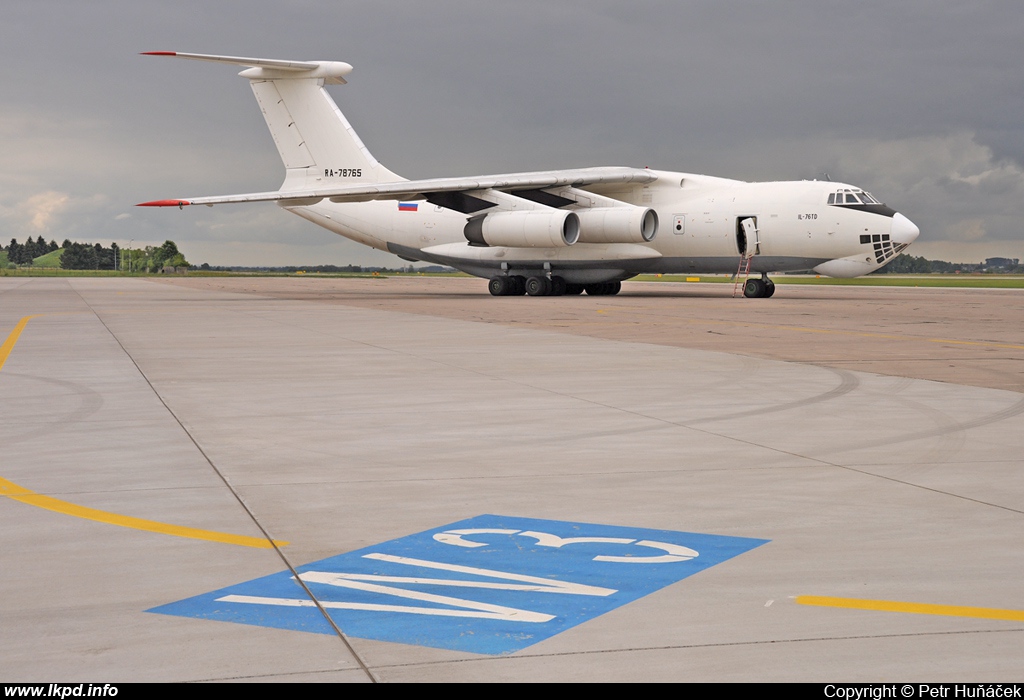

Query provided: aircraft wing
[137,166,657,209]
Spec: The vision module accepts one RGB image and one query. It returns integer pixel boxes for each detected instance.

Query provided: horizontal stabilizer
[141,51,352,84]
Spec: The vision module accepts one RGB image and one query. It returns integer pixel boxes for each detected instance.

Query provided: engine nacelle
[464,210,580,248]
[575,207,658,244]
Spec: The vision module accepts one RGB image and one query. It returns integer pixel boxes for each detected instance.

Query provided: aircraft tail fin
[142,52,402,189]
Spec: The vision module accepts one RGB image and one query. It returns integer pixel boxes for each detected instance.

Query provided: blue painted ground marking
[149,515,768,655]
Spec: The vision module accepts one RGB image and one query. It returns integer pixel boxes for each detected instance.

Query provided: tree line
[4,236,59,264]
[4,235,1019,276]
[3,237,189,271]
[875,254,1024,274]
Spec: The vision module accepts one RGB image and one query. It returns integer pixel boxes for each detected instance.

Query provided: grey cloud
[3,0,1023,264]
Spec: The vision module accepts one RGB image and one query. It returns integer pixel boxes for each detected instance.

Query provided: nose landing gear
[742,275,776,298]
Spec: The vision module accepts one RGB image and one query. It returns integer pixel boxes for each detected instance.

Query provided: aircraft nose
[891,212,920,244]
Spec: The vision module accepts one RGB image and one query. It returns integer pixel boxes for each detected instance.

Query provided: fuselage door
[737,216,759,257]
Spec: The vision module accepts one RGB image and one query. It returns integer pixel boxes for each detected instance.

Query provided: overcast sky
[3,1,1023,265]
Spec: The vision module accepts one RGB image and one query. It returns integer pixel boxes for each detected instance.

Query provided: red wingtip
[140,51,177,56]
[136,200,190,207]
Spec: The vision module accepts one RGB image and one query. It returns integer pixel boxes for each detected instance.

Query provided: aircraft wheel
[564,283,584,295]
[585,281,622,296]
[764,279,776,298]
[525,276,552,296]
[550,276,567,296]
[509,276,526,295]
[488,276,511,296]
[743,278,767,298]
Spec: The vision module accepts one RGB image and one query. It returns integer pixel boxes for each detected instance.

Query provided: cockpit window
[828,188,884,206]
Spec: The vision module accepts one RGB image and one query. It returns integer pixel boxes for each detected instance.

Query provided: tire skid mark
[821,394,1024,456]
[0,373,105,446]
[682,367,860,426]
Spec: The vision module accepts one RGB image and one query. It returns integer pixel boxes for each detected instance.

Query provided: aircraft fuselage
[287,173,917,283]
[138,53,920,297]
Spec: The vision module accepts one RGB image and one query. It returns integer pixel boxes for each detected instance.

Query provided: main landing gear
[487,276,525,296]
[488,276,621,297]
[742,275,776,298]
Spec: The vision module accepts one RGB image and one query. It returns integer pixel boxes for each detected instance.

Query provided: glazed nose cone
[891,212,920,244]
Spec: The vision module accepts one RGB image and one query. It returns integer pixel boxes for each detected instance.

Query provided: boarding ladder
[731,256,753,297]
[731,217,759,297]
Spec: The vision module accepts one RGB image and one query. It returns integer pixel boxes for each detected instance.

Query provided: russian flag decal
[398,202,418,212]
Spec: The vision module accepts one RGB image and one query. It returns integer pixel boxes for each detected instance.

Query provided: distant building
[983,257,1019,270]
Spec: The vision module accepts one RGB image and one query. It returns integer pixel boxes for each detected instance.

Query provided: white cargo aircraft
[139,52,920,297]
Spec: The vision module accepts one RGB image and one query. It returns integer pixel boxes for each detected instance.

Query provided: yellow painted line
[796,595,1024,622]
[1,315,287,549]
[0,315,42,372]
[924,337,1024,351]
[0,476,287,548]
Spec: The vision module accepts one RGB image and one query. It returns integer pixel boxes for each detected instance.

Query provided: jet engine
[464,210,580,248]
[575,206,658,244]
